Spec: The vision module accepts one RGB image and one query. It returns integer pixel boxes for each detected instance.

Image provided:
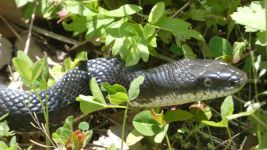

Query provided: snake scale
[0,58,247,131]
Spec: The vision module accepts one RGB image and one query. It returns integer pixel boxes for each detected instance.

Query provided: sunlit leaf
[231,1,265,32]
[76,95,106,114]
[128,76,144,101]
[100,4,142,17]
[148,2,165,24]
[126,129,144,146]
[89,77,105,104]
[133,110,162,136]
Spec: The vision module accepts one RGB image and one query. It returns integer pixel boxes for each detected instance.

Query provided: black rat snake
[0,58,247,131]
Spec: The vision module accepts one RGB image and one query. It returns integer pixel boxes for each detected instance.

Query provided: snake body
[0,58,247,131]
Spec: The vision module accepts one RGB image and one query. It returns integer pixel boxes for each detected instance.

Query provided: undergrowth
[0,0,267,149]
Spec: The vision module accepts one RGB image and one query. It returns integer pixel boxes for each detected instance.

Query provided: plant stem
[121,102,130,150]
[265,0,267,58]
[165,134,172,150]
[225,127,232,150]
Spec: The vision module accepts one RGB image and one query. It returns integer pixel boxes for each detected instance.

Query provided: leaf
[86,17,115,39]
[231,1,265,32]
[52,116,74,145]
[32,58,46,81]
[148,2,165,24]
[101,82,127,95]
[100,4,142,17]
[154,16,190,33]
[125,47,139,67]
[12,57,33,82]
[256,31,267,46]
[201,119,228,128]
[137,43,149,62]
[206,0,229,12]
[126,129,144,146]
[151,110,165,125]
[78,122,89,131]
[182,44,197,59]
[154,124,169,143]
[89,77,105,104]
[63,15,88,35]
[74,51,88,62]
[133,110,162,136]
[63,0,97,16]
[209,36,232,58]
[164,109,193,124]
[154,16,203,41]
[143,24,156,40]
[189,103,212,122]
[76,95,107,114]
[232,42,246,63]
[221,96,234,118]
[108,92,129,105]
[0,121,15,137]
[128,76,144,101]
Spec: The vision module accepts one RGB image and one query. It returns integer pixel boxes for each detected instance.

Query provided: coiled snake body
[0,58,247,131]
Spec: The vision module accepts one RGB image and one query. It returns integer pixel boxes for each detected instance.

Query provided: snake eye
[204,78,213,87]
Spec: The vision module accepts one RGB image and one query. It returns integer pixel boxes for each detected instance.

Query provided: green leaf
[148,2,165,24]
[78,122,89,131]
[63,15,88,35]
[202,119,228,128]
[89,77,105,104]
[128,76,144,101]
[126,129,144,146]
[143,24,156,40]
[12,58,32,83]
[209,36,232,58]
[206,0,229,12]
[182,44,197,59]
[220,96,234,118]
[232,42,246,63]
[74,51,88,62]
[101,82,127,95]
[164,109,193,124]
[76,95,107,114]
[0,121,15,137]
[133,110,162,136]
[108,144,117,150]
[256,31,267,46]
[100,4,142,17]
[231,1,265,32]
[151,110,165,125]
[137,43,149,62]
[154,124,169,143]
[108,92,129,105]
[52,116,74,145]
[154,16,190,33]
[63,0,97,16]
[154,16,203,41]
[32,58,46,81]
[86,17,115,39]
[125,47,139,67]
[189,103,212,122]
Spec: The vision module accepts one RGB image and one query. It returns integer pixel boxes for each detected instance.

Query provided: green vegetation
[0,0,266,149]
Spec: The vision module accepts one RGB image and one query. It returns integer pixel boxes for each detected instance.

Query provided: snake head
[185,59,247,100]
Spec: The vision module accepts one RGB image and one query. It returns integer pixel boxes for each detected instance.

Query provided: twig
[30,139,54,148]
[24,5,36,54]
[0,14,23,42]
[32,26,79,45]
[171,1,190,18]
